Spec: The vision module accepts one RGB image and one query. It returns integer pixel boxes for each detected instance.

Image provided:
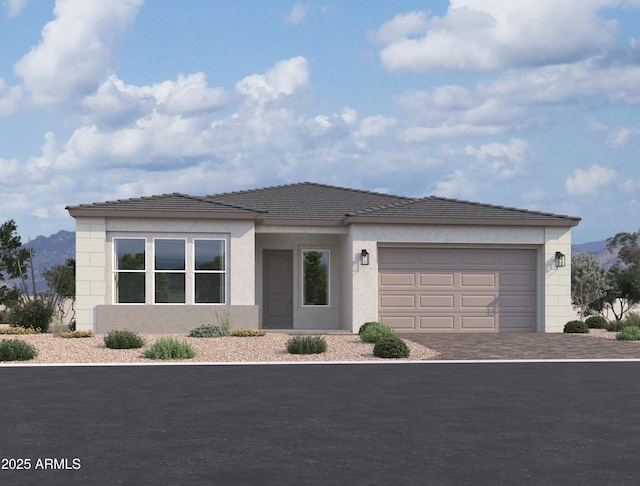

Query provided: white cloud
[465,138,527,180]
[433,170,478,199]
[3,0,28,18]
[376,1,621,72]
[566,164,617,195]
[14,0,144,106]
[0,78,23,116]
[235,56,310,103]
[283,3,310,25]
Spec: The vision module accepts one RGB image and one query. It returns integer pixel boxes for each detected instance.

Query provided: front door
[263,250,293,329]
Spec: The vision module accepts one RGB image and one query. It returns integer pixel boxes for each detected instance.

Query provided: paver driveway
[400,332,640,360]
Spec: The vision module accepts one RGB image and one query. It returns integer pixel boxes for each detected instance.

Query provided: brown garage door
[378,248,537,332]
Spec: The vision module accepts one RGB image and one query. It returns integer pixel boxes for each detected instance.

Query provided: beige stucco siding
[75,218,107,331]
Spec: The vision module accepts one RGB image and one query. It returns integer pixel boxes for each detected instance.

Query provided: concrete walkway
[399,333,640,360]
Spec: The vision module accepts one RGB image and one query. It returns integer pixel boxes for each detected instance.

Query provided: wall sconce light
[555,251,566,268]
[361,249,370,265]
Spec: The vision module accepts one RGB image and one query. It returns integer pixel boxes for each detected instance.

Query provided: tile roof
[67,182,580,226]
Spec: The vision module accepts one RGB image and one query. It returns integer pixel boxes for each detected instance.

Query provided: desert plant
[0,309,9,324]
[373,336,410,359]
[0,338,38,361]
[606,320,631,332]
[143,337,196,360]
[358,321,379,335]
[58,330,93,338]
[230,328,266,337]
[7,299,54,333]
[286,335,327,354]
[585,315,608,329]
[188,324,227,338]
[0,325,37,335]
[359,322,396,343]
[624,311,640,327]
[103,330,145,349]
[68,320,76,332]
[563,320,589,333]
[616,326,640,341]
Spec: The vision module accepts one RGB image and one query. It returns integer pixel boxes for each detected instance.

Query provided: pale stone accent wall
[75,218,107,332]
[542,227,573,332]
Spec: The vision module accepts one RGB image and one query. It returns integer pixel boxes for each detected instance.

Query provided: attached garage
[378,247,537,333]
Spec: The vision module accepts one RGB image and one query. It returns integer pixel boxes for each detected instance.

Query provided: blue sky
[2,1,640,243]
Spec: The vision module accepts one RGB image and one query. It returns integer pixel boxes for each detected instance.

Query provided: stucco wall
[345,223,572,333]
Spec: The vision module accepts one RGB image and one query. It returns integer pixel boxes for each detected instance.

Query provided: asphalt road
[1,362,639,485]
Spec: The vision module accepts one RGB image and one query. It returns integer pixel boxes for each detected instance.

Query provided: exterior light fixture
[361,249,370,265]
[555,251,566,268]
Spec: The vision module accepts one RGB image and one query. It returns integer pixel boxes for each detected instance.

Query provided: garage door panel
[419,294,455,309]
[379,294,416,309]
[419,273,455,287]
[378,247,536,333]
[380,273,416,287]
[419,316,455,331]
[460,273,496,288]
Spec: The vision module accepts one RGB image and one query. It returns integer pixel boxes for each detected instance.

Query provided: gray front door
[263,250,293,329]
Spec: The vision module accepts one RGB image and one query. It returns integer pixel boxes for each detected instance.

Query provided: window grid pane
[303,250,329,306]
[114,238,146,303]
[194,239,226,304]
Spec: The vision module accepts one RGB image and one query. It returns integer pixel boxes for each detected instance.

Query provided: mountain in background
[572,239,619,270]
[19,230,75,294]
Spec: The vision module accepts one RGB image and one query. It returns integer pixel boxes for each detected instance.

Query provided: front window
[114,238,146,303]
[194,239,226,304]
[302,250,329,306]
[154,239,186,303]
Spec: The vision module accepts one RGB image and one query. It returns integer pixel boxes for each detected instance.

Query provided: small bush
[0,326,37,335]
[616,326,640,341]
[0,309,9,324]
[104,330,145,349]
[286,336,327,354]
[143,337,196,360]
[585,315,608,329]
[563,320,589,333]
[8,300,54,333]
[606,320,628,332]
[0,339,38,361]
[625,311,640,327]
[230,328,266,337]
[358,321,379,335]
[58,330,94,338]
[373,336,410,359]
[359,322,396,343]
[189,324,227,338]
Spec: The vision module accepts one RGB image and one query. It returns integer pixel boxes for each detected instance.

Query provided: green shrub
[606,320,628,332]
[104,330,145,349]
[0,309,9,324]
[143,337,196,360]
[230,328,266,337]
[58,330,94,338]
[616,326,640,341]
[188,324,227,338]
[373,336,410,359]
[286,335,327,354]
[563,320,589,333]
[8,300,54,333]
[0,339,38,361]
[359,322,396,343]
[358,321,379,335]
[585,315,607,329]
[0,326,37,335]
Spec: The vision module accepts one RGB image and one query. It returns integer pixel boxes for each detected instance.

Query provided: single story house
[66,182,580,334]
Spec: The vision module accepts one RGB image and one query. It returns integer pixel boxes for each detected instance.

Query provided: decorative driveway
[400,332,640,360]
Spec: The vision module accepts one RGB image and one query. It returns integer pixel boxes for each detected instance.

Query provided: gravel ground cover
[0,331,439,364]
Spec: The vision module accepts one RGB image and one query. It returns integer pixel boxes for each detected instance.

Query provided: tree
[599,265,640,321]
[42,258,76,322]
[0,220,31,306]
[303,251,328,305]
[607,230,640,268]
[571,252,608,319]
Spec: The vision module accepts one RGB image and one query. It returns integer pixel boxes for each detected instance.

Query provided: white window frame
[113,237,147,305]
[193,238,228,305]
[153,238,187,304]
[301,249,330,307]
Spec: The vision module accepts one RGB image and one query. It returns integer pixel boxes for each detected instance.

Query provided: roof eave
[344,216,581,227]
[66,208,262,220]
